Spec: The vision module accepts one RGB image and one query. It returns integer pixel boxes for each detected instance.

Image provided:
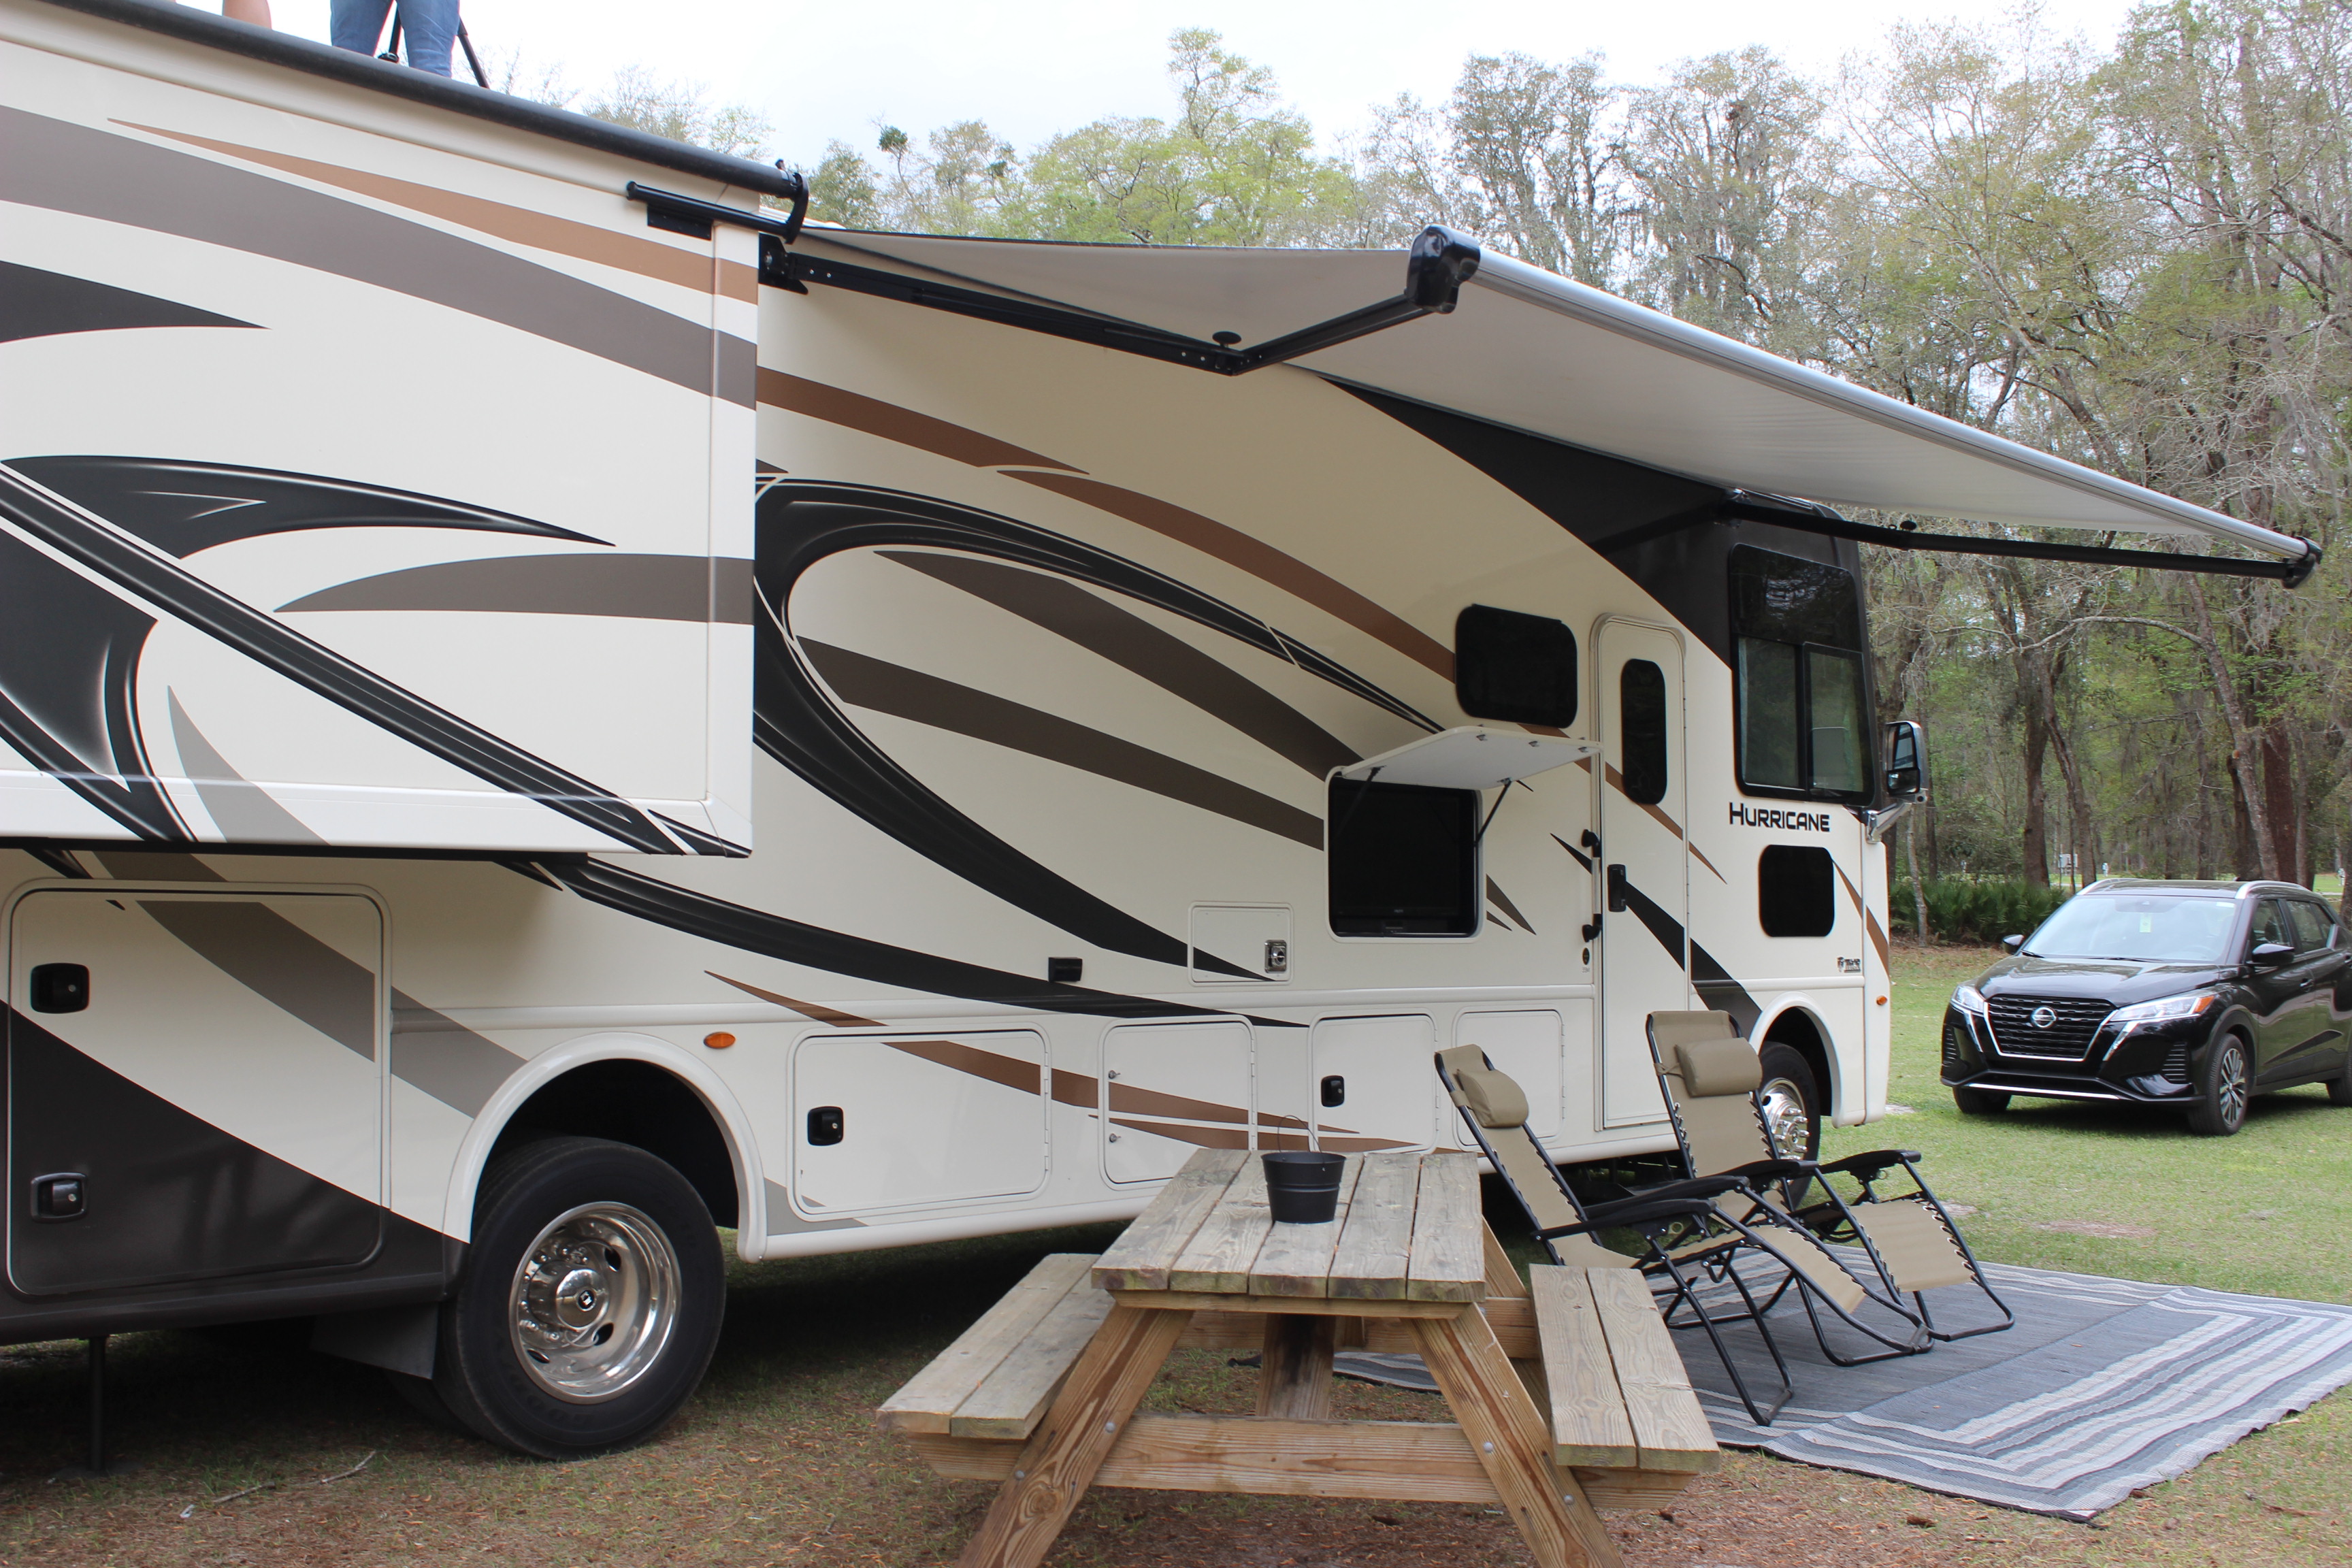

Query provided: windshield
[2023,895,2240,964]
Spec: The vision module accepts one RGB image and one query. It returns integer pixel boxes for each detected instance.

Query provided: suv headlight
[1952,983,1989,1015]
[2108,991,2219,1025]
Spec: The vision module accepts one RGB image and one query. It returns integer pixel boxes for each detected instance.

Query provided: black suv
[1941,879,2352,1136]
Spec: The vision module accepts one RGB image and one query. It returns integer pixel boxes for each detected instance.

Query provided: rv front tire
[1754,1044,1821,1160]
[433,1136,725,1458]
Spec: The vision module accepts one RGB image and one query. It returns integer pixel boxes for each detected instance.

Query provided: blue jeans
[330,0,460,79]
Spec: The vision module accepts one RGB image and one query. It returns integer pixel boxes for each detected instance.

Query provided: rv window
[1806,648,1868,792]
[1454,606,1577,726]
[1729,546,1869,801]
[1328,779,1477,936]
[1618,659,1668,805]
[1736,638,1802,790]
[1758,845,1836,936]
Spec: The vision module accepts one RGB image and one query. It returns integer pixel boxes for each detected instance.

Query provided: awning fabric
[805,229,2310,565]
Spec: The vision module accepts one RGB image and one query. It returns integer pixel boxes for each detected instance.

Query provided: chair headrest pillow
[1454,1065,1531,1128]
[1677,1037,1763,1098]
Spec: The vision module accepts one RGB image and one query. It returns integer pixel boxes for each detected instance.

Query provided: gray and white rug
[1332,1259,2352,1519]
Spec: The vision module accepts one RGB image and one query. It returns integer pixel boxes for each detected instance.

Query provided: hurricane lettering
[1727,802,1831,832]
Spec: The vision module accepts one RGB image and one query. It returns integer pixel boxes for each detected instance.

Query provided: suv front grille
[1987,996,2112,1061]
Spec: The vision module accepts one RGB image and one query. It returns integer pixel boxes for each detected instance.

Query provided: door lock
[1606,864,1629,913]
[29,963,88,1014]
[806,1107,844,1146]
[1319,1075,1346,1108]
[1264,939,1288,975]
[31,1173,86,1221]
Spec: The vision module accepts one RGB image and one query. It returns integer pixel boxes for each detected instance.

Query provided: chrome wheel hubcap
[510,1203,679,1403]
[1759,1077,1812,1157]
[2216,1044,2249,1127]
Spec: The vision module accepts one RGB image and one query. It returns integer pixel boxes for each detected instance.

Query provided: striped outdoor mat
[1333,1259,2352,1518]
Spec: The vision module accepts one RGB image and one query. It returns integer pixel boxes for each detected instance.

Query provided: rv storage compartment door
[0,5,755,855]
[790,1030,1048,1215]
[7,887,385,1296]
[1100,1021,1254,1183]
[1310,1014,1437,1152]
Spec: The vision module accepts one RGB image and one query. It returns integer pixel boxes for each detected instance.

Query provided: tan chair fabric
[1648,1010,1743,1056]
[1670,1087,1776,1175]
[1845,1197,1975,1292]
[1679,1037,1764,1097]
[1716,1196,1871,1313]
[1439,1047,1635,1269]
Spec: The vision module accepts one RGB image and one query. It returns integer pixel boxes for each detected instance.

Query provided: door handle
[1606,864,1629,913]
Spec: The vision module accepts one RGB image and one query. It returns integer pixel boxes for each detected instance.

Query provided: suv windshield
[2024,894,2240,964]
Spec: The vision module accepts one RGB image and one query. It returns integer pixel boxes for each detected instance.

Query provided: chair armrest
[1719,1158,1816,1185]
[1815,1149,1925,1181]
[1624,1173,1753,1203]
[1539,1196,1714,1237]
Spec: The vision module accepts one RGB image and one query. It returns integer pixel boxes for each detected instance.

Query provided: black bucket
[1261,1151,1345,1224]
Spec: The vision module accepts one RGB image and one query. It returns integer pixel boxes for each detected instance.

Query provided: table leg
[1256,1313,1336,1420]
[953,1303,1192,1568]
[1411,1307,1623,1568]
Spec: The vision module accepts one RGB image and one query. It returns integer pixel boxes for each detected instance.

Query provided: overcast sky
[258,1,2140,163]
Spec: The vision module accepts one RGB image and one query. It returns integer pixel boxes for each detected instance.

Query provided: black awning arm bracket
[1595,489,2320,586]
[627,173,810,246]
[760,225,1480,376]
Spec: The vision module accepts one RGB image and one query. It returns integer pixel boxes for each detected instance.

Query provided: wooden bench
[879,1249,1718,1511]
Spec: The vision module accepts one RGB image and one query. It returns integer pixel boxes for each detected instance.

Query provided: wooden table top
[1091,1147,1487,1303]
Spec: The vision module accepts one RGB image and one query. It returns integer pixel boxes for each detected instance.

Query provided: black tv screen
[1328,780,1477,936]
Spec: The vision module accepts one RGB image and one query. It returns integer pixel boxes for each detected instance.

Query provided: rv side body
[0,0,1887,1375]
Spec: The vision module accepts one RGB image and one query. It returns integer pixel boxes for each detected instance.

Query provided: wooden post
[954,1304,1192,1568]
[1256,1313,1336,1420]
[1412,1307,1622,1568]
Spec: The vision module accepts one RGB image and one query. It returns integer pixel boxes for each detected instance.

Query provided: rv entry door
[1595,621,1689,1128]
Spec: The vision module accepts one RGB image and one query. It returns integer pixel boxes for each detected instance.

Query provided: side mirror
[2249,942,2294,969]
[2001,934,2025,953]
[1882,719,1927,802]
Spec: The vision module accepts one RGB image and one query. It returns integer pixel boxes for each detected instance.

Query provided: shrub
[1889,877,2072,945]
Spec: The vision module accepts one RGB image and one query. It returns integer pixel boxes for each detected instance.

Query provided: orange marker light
[704,1031,736,1049]
[1876,996,1889,1006]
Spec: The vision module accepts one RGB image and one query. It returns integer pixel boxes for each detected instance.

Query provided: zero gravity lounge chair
[1440,1045,1842,1424]
[1646,1011,2014,1347]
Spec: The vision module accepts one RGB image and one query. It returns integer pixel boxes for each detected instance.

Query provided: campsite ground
[1,945,2347,1567]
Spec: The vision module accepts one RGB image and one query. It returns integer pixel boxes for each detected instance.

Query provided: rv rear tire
[1754,1043,1821,1160]
[434,1136,724,1458]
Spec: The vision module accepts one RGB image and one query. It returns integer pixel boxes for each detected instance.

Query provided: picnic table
[881,1147,1720,1568]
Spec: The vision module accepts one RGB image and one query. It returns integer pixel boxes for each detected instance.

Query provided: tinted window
[1328,780,1477,936]
[1806,648,1868,793]
[1620,659,1667,805]
[2248,899,2294,954]
[1736,638,1801,789]
[1729,545,1869,802]
[1758,845,1835,936]
[1455,605,1577,726]
[2288,900,2336,955]
[1730,546,1864,647]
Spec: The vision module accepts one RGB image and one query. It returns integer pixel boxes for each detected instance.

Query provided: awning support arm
[627,178,811,244]
[1595,491,2320,587]
[760,227,1482,376]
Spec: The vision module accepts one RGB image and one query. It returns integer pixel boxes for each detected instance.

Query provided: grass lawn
[1,945,2347,1567]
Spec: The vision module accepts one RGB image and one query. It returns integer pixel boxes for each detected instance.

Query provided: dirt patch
[2034,1220,2158,1240]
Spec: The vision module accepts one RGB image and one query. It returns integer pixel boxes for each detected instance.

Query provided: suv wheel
[1952,1085,2010,1115]
[2186,1034,2251,1137]
[2328,1058,2352,1108]
[433,1137,724,1458]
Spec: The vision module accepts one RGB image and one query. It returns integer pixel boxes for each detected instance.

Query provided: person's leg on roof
[393,0,461,77]
[327,0,394,56]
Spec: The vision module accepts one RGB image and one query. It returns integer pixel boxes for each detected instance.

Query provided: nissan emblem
[2030,1005,2057,1028]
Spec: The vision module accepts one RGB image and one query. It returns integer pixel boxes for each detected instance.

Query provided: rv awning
[794,229,2314,574]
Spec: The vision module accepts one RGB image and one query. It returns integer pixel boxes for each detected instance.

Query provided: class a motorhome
[0,0,2317,1456]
